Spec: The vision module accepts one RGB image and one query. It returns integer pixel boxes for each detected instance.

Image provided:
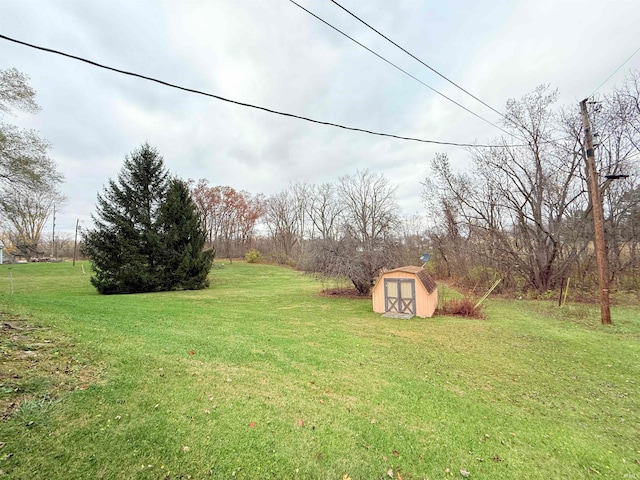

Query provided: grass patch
[0,312,99,422]
[0,262,638,479]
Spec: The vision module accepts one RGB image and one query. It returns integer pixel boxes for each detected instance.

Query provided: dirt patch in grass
[319,288,368,299]
[0,312,99,421]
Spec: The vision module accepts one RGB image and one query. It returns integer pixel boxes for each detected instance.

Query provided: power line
[590,46,640,97]
[328,0,511,124]
[287,0,518,140]
[0,33,512,148]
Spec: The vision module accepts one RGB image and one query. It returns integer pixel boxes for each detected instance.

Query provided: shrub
[437,297,485,319]
[245,249,262,264]
[266,252,296,268]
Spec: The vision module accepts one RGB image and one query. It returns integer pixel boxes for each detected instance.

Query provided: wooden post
[580,99,611,325]
[73,219,80,267]
[51,205,56,258]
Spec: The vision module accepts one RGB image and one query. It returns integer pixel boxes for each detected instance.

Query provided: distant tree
[589,71,640,287]
[305,182,343,241]
[427,86,586,292]
[83,143,213,294]
[189,179,264,259]
[333,170,400,294]
[265,189,303,259]
[190,178,220,246]
[158,179,214,290]
[0,182,65,261]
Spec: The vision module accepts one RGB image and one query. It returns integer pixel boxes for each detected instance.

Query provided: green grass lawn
[0,261,639,479]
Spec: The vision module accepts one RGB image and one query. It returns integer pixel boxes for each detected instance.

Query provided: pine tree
[83,143,169,294]
[158,179,214,290]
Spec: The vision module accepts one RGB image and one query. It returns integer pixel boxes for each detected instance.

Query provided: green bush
[244,248,262,264]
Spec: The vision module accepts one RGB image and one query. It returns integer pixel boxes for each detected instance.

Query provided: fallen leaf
[249,422,255,428]
[189,350,195,356]
[460,469,470,477]
[387,469,394,478]
[397,472,404,480]
[392,450,399,457]
[297,419,304,427]
[342,475,352,480]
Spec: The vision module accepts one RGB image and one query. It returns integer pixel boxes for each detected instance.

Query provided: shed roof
[384,266,437,294]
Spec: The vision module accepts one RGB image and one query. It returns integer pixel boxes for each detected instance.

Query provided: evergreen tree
[83,143,169,294]
[158,179,214,290]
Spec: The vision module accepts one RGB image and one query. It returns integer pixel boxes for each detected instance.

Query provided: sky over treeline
[1,0,639,233]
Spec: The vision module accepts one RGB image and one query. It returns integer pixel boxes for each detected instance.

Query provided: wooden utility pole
[580,99,611,325]
[73,218,80,267]
[51,205,56,258]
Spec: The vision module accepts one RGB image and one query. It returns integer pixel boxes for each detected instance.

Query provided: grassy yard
[0,262,639,479]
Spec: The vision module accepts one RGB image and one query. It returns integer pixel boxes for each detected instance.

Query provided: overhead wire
[327,0,637,152]
[287,0,519,141]
[590,46,640,98]
[328,0,511,125]
[0,33,515,148]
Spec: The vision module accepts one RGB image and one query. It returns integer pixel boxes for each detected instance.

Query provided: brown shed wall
[372,270,438,318]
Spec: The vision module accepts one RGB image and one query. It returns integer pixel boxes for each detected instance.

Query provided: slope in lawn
[0,261,638,479]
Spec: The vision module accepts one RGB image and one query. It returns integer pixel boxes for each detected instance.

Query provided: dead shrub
[437,297,485,319]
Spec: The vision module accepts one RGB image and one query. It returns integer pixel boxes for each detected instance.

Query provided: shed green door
[384,278,416,315]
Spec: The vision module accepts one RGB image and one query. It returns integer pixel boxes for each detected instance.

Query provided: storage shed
[372,266,438,318]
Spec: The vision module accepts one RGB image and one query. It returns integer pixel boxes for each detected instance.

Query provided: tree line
[2,66,640,299]
[424,75,640,294]
[209,73,640,297]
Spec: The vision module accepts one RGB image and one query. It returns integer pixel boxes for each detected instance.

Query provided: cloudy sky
[1,0,639,235]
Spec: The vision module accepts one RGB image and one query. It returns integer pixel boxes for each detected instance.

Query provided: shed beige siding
[372,267,438,318]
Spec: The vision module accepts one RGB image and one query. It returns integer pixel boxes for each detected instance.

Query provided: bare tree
[0,183,65,261]
[427,86,587,292]
[329,170,400,294]
[264,189,303,259]
[190,180,264,260]
[591,71,640,287]
[0,68,63,192]
[305,182,343,241]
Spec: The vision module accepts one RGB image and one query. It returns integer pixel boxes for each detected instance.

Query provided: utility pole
[580,99,611,325]
[73,218,80,267]
[51,205,56,258]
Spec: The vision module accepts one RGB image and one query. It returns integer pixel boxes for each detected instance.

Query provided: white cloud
[0,0,639,233]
